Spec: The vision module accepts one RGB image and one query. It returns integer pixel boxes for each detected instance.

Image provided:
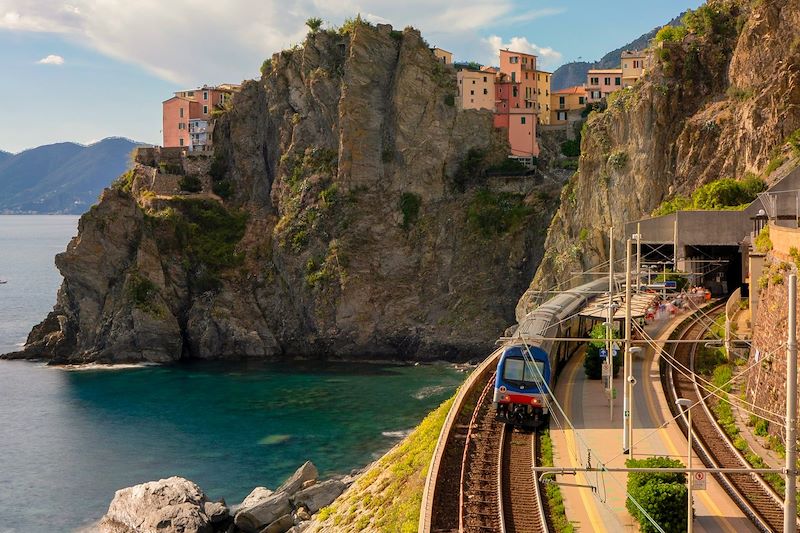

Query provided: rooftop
[553,85,587,95]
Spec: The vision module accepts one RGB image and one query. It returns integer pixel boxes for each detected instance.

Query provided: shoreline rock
[99,462,354,533]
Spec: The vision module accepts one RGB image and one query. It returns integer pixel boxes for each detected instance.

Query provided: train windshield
[502,357,545,386]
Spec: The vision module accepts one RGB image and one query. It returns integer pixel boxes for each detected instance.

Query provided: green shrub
[654,25,687,44]
[466,189,533,238]
[127,272,158,309]
[653,176,766,216]
[339,14,370,35]
[787,128,800,157]
[625,456,687,533]
[561,138,580,157]
[159,162,184,175]
[444,94,455,107]
[584,324,621,379]
[114,170,136,193]
[726,85,753,101]
[179,175,202,193]
[754,417,769,437]
[754,226,772,253]
[209,154,227,181]
[212,179,233,199]
[260,58,272,76]
[486,157,528,173]
[399,192,421,230]
[607,150,628,169]
[765,155,787,175]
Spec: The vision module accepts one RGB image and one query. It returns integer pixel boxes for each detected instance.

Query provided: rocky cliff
[7,22,557,364]
[522,0,800,314]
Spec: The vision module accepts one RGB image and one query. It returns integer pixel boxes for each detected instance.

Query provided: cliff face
[10,23,557,364]
[522,0,800,313]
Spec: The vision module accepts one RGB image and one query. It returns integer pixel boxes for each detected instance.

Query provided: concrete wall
[769,223,800,261]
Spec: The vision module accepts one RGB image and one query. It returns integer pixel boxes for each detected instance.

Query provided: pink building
[585,69,623,103]
[494,51,539,158]
[162,84,240,151]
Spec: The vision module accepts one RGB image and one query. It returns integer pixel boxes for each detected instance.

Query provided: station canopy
[579,292,658,321]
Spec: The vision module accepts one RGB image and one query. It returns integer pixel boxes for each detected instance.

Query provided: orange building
[457,67,495,110]
[162,84,240,151]
[535,70,551,124]
[621,50,648,86]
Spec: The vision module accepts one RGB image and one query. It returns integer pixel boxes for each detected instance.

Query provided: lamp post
[676,398,694,533]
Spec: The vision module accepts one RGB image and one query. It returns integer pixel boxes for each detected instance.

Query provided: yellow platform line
[561,355,609,532]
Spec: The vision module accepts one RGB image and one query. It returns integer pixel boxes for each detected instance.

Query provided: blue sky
[0,0,703,153]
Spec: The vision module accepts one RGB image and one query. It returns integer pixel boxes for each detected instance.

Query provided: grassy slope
[310,396,454,532]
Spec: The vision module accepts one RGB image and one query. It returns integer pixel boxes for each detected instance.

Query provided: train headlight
[531,397,539,405]
[499,386,507,393]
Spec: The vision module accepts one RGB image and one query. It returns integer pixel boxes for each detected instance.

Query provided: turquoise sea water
[0,216,466,531]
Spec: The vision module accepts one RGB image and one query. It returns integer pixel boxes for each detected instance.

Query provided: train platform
[550,313,757,532]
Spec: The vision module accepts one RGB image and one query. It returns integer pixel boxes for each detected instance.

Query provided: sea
[0,215,466,532]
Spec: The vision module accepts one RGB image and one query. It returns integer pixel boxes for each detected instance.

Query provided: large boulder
[275,462,318,496]
[99,477,212,533]
[291,479,346,514]
[237,487,273,510]
[233,492,291,533]
[262,513,294,533]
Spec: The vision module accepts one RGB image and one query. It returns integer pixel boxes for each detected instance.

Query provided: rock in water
[291,479,346,514]
[275,461,318,496]
[237,486,274,510]
[99,477,212,533]
[233,492,291,533]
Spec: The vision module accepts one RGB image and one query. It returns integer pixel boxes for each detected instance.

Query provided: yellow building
[535,70,551,124]
[621,50,648,86]
[456,68,495,110]
[431,47,453,65]
[550,86,587,125]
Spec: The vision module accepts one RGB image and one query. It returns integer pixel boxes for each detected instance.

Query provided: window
[203,105,208,114]
[559,96,565,107]
[623,63,628,69]
[483,88,488,95]
[470,90,474,95]
[537,73,541,81]
[634,60,640,68]
[590,77,599,85]
[521,116,526,124]
[203,91,208,100]
[615,77,621,86]
[545,90,549,96]
[483,76,487,82]
[511,72,516,82]
[187,91,194,97]
[472,80,475,84]
[579,96,585,105]
[525,72,529,79]
[557,111,567,121]
[546,104,549,111]
[179,107,184,118]
[604,77,611,85]
[502,357,545,385]
[512,86,518,97]
[510,56,519,64]
[522,57,527,64]
[179,138,184,147]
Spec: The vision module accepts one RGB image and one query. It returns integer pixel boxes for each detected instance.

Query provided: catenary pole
[785,273,797,532]
[608,226,614,422]
[623,238,632,453]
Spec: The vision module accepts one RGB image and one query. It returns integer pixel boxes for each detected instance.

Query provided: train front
[493,345,551,429]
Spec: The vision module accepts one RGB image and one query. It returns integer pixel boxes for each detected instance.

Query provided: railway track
[663,306,796,532]
[429,373,550,533]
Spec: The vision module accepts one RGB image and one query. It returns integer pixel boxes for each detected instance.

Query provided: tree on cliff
[305,17,323,33]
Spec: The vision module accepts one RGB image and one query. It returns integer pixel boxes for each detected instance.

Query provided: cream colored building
[550,86,587,125]
[535,70,551,124]
[457,68,495,110]
[621,50,648,86]
[431,47,453,65]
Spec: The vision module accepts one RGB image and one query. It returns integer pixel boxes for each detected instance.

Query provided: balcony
[188,125,207,133]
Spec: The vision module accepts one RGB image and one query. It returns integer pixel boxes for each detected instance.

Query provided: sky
[0,0,704,153]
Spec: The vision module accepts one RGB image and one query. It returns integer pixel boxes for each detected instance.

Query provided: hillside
[0,150,10,164]
[522,0,800,309]
[551,14,683,90]
[0,138,140,214]
[6,23,558,364]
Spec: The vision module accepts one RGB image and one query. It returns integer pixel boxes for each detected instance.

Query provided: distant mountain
[552,14,684,91]
[0,138,142,214]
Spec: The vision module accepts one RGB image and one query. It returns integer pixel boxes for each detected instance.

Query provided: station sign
[599,348,608,359]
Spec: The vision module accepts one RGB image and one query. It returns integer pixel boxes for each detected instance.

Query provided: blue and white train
[493,278,609,429]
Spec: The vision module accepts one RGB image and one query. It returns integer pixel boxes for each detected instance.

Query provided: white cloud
[506,7,565,24]
[1,0,563,84]
[37,54,64,65]
[482,35,562,68]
